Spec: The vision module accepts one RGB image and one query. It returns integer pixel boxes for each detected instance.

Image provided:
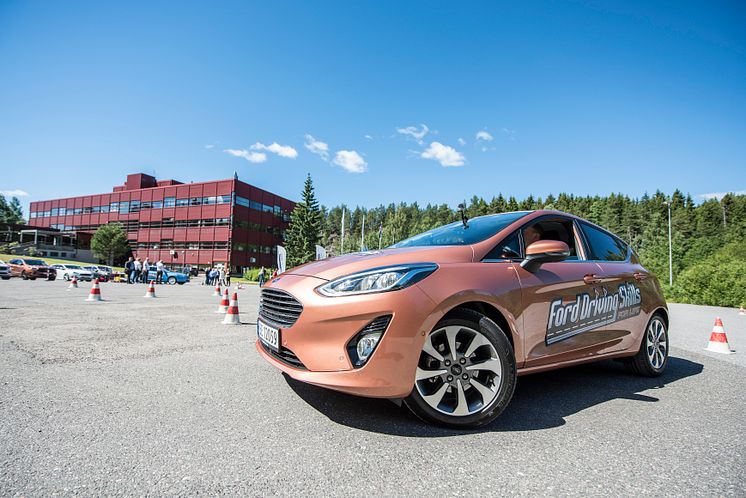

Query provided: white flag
[276,245,287,273]
[315,245,327,260]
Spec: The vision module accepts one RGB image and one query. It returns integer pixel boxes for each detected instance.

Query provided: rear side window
[580,223,628,261]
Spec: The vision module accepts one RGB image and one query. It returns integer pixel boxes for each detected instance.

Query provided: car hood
[284,245,474,281]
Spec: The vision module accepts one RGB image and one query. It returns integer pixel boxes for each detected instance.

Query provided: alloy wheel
[415,325,502,416]
[646,317,667,369]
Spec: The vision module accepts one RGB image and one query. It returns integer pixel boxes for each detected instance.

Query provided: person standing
[203,267,211,286]
[156,259,164,284]
[142,258,150,283]
[133,258,142,284]
[124,257,134,284]
[258,266,266,287]
[218,266,227,287]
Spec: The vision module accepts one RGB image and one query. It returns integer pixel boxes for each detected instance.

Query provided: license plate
[257,320,280,352]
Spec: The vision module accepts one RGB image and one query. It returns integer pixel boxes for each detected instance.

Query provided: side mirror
[520,240,571,272]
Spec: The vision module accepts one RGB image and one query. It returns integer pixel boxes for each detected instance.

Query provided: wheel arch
[441,300,516,353]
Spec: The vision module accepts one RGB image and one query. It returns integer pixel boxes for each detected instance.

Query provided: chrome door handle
[584,274,602,285]
[633,272,648,281]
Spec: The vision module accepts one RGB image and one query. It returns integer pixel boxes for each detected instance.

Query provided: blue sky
[1,1,744,215]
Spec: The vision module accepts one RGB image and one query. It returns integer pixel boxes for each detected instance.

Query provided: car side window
[524,218,582,261]
[580,223,627,261]
[484,231,522,261]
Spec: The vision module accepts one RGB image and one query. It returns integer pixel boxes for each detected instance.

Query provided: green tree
[90,223,129,265]
[0,194,24,223]
[285,174,322,267]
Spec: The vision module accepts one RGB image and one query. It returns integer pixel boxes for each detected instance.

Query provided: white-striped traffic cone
[86,278,102,302]
[213,282,221,297]
[222,292,241,325]
[739,306,745,316]
[705,317,735,354]
[144,280,156,298]
[67,276,78,290]
[215,288,229,313]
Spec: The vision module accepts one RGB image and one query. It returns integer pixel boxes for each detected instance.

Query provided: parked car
[0,260,10,280]
[96,266,114,279]
[145,267,189,285]
[83,266,109,282]
[50,264,94,281]
[256,210,668,428]
[7,258,57,280]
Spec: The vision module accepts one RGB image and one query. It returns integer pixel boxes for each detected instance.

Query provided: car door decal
[546,282,641,345]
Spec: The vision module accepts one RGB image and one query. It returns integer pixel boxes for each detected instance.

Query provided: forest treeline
[319,190,746,307]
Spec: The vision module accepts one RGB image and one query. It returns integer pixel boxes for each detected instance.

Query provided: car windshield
[67,265,82,269]
[391,211,530,248]
[98,266,111,271]
[24,259,47,266]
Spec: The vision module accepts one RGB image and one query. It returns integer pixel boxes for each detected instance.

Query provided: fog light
[347,315,392,368]
[356,332,382,362]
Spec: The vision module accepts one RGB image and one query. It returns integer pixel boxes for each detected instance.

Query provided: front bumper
[255,273,441,398]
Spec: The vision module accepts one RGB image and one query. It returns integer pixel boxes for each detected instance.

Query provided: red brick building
[28,173,295,272]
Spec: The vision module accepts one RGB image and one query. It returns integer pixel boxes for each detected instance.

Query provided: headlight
[316,263,438,297]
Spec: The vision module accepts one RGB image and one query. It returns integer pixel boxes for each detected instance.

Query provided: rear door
[577,222,646,352]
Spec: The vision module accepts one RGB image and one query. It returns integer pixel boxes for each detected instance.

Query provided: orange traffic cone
[739,306,745,316]
[86,278,102,302]
[67,276,78,290]
[213,282,221,297]
[215,288,229,313]
[705,317,735,354]
[144,280,156,298]
[222,292,241,325]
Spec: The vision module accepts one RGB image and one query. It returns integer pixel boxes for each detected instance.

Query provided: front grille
[259,288,303,328]
[261,341,307,370]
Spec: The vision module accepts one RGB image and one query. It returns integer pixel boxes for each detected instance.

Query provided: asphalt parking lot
[1,279,744,496]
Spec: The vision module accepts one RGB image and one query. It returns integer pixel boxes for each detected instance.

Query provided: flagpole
[340,208,345,255]
[361,213,365,251]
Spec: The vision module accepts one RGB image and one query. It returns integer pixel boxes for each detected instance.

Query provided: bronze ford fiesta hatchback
[256,210,668,428]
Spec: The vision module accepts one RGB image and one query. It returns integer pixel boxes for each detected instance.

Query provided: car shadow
[283,356,703,436]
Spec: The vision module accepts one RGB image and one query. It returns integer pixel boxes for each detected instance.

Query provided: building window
[119,202,129,214]
[110,202,119,212]
[176,198,189,207]
[164,197,175,208]
[152,200,163,209]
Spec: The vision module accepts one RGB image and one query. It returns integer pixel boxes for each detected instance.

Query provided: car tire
[1,276,10,280]
[168,276,177,285]
[626,313,668,377]
[21,271,28,280]
[404,308,516,429]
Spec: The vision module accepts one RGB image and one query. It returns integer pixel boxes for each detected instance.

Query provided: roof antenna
[233,171,238,180]
[457,202,469,228]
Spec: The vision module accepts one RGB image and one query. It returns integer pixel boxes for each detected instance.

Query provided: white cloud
[364,134,373,140]
[396,124,429,144]
[698,190,746,200]
[421,142,465,167]
[333,150,368,173]
[304,134,330,161]
[204,144,215,149]
[0,189,29,197]
[457,137,466,146]
[251,142,298,159]
[223,148,267,163]
[476,130,494,141]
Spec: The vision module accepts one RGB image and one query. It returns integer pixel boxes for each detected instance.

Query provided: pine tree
[285,174,322,267]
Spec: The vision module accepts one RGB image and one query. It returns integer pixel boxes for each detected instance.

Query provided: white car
[0,260,10,280]
[51,264,94,281]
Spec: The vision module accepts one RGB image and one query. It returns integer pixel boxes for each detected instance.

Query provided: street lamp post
[665,200,673,287]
